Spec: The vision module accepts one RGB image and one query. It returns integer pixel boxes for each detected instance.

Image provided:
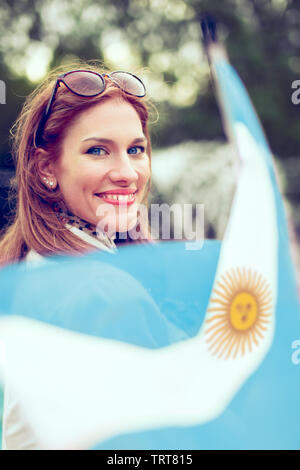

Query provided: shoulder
[24,227,115,266]
[25,249,44,262]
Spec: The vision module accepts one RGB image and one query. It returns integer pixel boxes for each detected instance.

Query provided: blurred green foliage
[0,0,299,169]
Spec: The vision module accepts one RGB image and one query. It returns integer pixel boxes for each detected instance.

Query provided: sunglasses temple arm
[45,79,61,116]
[34,79,60,147]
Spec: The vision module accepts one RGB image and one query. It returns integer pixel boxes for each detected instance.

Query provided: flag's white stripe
[212,123,277,297]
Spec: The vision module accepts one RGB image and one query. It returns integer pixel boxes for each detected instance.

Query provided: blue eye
[86,147,107,156]
[128,146,145,155]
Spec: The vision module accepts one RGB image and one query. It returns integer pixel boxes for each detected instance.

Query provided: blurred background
[0,0,299,264]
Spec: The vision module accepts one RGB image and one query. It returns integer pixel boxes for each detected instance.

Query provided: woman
[0,63,153,267]
[0,63,157,449]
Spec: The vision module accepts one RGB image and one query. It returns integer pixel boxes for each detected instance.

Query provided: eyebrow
[82,137,147,144]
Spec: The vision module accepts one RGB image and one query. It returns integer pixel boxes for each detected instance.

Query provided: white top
[1,226,115,450]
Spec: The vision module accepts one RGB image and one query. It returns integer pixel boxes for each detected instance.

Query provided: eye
[86,146,108,156]
[128,146,145,155]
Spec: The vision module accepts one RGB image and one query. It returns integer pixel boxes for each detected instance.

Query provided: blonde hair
[0,62,153,266]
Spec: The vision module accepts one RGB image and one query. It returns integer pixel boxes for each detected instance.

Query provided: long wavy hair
[0,62,153,266]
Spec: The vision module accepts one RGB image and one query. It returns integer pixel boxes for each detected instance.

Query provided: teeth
[98,193,135,201]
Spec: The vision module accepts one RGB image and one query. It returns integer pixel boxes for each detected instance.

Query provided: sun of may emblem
[204,267,272,359]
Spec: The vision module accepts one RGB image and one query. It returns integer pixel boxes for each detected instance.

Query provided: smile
[95,192,136,205]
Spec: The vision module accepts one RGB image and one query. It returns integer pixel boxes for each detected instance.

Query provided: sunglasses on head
[34,70,146,147]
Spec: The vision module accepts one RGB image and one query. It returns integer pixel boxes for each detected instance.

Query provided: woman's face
[51,97,150,235]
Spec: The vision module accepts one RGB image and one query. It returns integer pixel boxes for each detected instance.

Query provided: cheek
[59,161,105,191]
[138,157,151,186]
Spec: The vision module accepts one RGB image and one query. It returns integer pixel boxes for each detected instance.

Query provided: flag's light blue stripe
[0,240,220,346]
[214,59,273,164]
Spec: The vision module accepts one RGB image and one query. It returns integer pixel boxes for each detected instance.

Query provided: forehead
[64,97,144,140]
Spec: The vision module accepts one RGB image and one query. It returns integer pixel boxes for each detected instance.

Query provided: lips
[97,189,137,195]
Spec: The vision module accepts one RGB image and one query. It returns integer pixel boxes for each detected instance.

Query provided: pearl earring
[42,177,55,188]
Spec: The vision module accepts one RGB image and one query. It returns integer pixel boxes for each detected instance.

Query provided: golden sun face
[204,267,272,360]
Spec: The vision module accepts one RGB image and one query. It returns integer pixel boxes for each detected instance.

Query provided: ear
[35,148,58,190]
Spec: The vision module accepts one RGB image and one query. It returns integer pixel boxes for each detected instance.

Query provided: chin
[116,212,139,233]
[96,214,138,238]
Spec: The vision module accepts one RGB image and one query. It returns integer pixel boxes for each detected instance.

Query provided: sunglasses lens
[64,71,105,96]
[110,72,146,97]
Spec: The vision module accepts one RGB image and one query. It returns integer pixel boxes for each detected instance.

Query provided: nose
[108,153,138,186]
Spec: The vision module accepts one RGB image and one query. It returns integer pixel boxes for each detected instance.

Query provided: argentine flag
[0,31,299,450]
